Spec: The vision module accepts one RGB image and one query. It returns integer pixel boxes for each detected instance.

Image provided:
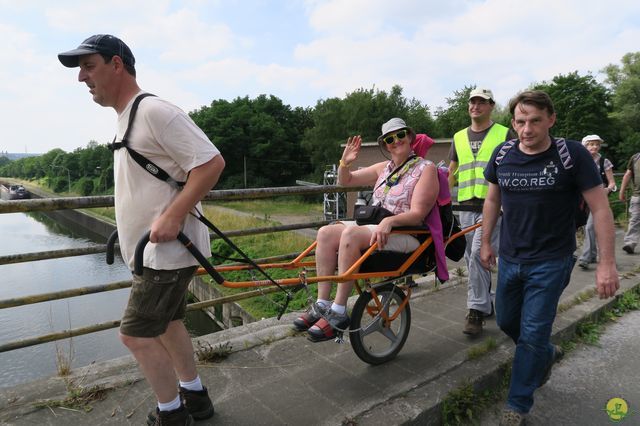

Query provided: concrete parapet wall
[189,276,256,329]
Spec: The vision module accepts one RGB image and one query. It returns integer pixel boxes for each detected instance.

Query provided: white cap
[582,134,603,145]
[468,88,494,101]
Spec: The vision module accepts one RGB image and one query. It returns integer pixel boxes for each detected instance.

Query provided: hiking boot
[307,310,350,342]
[180,386,214,420]
[623,244,634,254]
[463,309,484,336]
[578,261,589,270]
[147,405,193,426]
[293,302,328,331]
[499,408,525,426]
[539,344,565,387]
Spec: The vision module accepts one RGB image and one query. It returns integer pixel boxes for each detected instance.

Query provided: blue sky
[1,0,639,154]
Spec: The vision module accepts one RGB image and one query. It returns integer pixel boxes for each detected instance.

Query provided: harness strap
[107,93,185,190]
[191,207,295,319]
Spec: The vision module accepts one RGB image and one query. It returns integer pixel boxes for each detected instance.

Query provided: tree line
[1,51,639,195]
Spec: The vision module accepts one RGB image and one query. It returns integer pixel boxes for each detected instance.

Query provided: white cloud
[0,0,639,154]
[125,8,243,63]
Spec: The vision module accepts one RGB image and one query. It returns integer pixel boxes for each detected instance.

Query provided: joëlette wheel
[349,283,411,365]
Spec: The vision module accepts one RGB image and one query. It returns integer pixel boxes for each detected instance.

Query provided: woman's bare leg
[334,226,373,306]
[315,223,346,301]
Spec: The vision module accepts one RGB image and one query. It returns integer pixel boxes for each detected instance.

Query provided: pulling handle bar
[134,231,225,284]
[106,230,118,265]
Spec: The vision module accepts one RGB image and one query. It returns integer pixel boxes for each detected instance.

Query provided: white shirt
[113,92,220,271]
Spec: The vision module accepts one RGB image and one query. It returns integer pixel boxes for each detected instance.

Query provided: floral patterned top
[371,156,431,215]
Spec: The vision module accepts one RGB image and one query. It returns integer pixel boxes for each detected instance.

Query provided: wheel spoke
[379,325,398,342]
[361,316,383,336]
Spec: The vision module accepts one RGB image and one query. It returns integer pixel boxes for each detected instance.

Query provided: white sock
[316,299,331,309]
[179,375,203,392]
[157,394,181,412]
[331,303,346,315]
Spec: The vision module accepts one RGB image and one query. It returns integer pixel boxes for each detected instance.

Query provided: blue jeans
[496,255,575,414]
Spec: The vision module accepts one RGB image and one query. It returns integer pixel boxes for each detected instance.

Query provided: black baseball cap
[58,34,135,68]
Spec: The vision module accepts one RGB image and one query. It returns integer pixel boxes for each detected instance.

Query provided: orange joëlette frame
[196,222,482,289]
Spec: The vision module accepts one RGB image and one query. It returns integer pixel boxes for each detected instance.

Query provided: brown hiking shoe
[499,408,525,425]
[147,405,193,426]
[463,309,484,336]
[180,386,215,420]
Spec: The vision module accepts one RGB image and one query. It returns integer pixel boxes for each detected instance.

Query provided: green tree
[433,85,475,138]
[301,85,435,179]
[491,103,512,129]
[533,72,613,146]
[190,95,313,188]
[603,52,640,164]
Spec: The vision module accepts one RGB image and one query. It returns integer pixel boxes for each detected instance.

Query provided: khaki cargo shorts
[120,266,197,338]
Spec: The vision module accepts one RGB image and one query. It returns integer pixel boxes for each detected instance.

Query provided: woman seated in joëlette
[293,117,439,342]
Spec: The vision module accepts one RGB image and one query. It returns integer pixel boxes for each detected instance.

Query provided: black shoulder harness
[107,93,185,190]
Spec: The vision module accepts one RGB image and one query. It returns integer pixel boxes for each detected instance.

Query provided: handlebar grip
[134,231,152,275]
[134,231,225,285]
[106,230,118,265]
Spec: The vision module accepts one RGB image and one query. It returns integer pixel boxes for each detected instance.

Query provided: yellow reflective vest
[454,123,509,202]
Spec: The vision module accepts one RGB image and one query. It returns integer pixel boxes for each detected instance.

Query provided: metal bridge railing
[0,185,369,353]
[2,182,628,353]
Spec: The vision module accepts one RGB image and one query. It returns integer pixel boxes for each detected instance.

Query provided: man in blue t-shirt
[480,90,619,425]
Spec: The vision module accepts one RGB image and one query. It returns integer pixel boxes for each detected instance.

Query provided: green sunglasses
[382,129,408,145]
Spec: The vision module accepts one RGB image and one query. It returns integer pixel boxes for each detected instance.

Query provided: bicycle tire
[349,283,411,365]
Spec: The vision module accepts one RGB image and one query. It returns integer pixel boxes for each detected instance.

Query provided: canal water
[0,211,219,389]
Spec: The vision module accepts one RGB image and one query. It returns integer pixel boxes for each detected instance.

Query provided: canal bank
[0,179,116,240]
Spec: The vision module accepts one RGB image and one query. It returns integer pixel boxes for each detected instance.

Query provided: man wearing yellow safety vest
[448,87,515,336]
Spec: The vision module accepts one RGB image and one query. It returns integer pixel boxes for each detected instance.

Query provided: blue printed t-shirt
[484,138,602,263]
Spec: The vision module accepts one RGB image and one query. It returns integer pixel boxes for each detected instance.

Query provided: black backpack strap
[494,139,517,166]
[122,93,156,145]
[107,93,156,151]
[107,93,185,190]
[599,156,609,186]
[554,138,573,170]
[125,147,185,190]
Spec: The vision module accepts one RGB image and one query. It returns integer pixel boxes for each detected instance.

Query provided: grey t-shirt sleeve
[449,142,457,162]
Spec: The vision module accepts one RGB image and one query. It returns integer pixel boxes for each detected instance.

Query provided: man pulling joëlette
[59,34,225,426]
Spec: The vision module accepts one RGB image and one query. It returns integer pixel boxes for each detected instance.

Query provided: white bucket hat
[378,118,413,142]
